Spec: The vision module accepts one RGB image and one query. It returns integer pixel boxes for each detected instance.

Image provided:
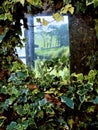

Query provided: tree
[49,24,69,47]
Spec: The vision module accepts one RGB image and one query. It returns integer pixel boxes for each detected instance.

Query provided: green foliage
[0,60,98,129]
[86,0,98,8]
[0,0,26,71]
[61,96,74,109]
[0,0,98,130]
[0,60,68,129]
[26,0,42,7]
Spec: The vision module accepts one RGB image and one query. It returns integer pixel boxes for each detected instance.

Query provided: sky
[34,15,68,25]
[16,15,69,64]
[34,15,68,32]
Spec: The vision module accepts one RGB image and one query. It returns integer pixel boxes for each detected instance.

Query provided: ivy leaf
[93,96,98,104]
[5,97,16,107]
[45,88,56,94]
[53,13,64,22]
[36,110,44,118]
[46,107,55,115]
[63,0,72,5]
[79,95,85,103]
[6,121,17,130]
[5,12,12,21]
[42,19,48,26]
[16,0,25,6]
[26,0,42,6]
[36,18,41,23]
[95,87,98,94]
[86,106,95,113]
[93,0,98,8]
[32,88,39,95]
[60,6,68,14]
[14,105,23,115]
[11,87,19,96]
[63,0,67,5]
[39,98,47,106]
[16,70,28,80]
[88,69,96,83]
[65,4,72,9]
[61,96,74,109]
[60,4,74,14]
[77,86,87,96]
[77,73,84,82]
[0,116,6,127]
[0,14,7,20]
[86,0,93,6]
[68,6,74,14]
[67,118,74,129]
[26,0,34,5]
[8,73,17,82]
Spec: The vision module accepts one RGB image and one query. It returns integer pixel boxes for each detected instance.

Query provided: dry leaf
[44,94,61,106]
[27,84,37,90]
[0,26,4,34]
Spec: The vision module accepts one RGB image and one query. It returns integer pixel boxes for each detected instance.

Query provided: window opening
[16,15,69,72]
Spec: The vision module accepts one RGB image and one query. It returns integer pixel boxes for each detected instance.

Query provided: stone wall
[69,14,97,74]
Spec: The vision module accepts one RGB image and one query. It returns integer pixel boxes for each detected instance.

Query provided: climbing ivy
[0,0,98,130]
[0,59,98,129]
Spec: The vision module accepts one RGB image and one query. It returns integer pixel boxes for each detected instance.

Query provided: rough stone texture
[69,14,97,74]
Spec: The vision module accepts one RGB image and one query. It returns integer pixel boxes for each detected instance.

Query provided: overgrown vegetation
[0,59,98,129]
[0,0,98,130]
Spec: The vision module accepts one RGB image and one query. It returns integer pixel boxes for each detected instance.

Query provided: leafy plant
[0,0,98,130]
[0,59,98,130]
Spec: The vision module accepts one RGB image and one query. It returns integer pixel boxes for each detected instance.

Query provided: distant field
[34,46,69,77]
[35,46,69,59]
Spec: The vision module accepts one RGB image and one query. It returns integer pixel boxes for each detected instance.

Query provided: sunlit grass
[35,46,69,59]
